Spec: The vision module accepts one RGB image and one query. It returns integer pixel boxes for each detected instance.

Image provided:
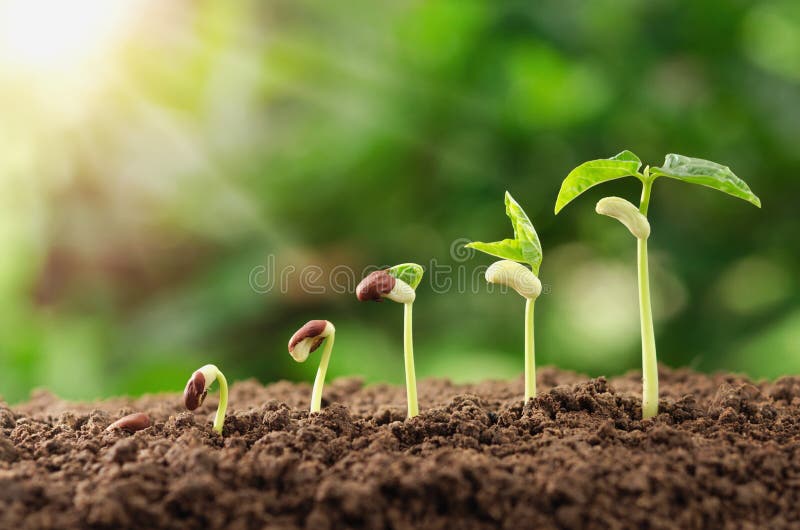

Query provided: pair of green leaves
[388,263,424,289]
[467,192,543,275]
[465,151,758,275]
[554,150,761,214]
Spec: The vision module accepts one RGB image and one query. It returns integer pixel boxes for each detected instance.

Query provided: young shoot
[466,192,543,401]
[356,263,424,418]
[288,319,336,413]
[183,364,229,435]
[556,151,760,419]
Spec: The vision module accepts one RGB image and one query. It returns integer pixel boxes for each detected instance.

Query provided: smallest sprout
[288,320,336,413]
[183,364,228,435]
[596,197,650,240]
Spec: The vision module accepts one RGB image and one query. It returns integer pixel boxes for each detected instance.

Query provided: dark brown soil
[3,366,800,530]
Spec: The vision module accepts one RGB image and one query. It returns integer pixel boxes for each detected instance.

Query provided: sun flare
[0,0,139,74]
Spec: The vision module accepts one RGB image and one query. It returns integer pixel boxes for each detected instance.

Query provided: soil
[2,366,800,530]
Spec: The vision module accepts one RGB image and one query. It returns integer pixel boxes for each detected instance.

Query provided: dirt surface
[2,366,800,529]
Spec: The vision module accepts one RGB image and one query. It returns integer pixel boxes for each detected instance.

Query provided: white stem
[524,297,536,401]
[212,369,228,435]
[404,303,419,418]
[638,237,659,418]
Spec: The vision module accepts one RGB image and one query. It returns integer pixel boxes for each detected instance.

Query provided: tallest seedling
[556,151,760,418]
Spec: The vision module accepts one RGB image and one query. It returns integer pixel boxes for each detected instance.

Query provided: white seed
[385,278,416,304]
[485,260,542,300]
[595,196,650,239]
[197,364,219,391]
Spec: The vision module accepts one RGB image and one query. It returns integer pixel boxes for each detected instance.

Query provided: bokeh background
[0,0,798,403]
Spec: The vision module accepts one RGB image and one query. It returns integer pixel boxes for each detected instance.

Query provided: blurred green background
[0,0,798,403]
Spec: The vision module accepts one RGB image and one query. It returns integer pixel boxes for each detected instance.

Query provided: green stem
[404,302,419,418]
[310,333,334,413]
[524,297,536,401]
[638,177,658,418]
[212,370,228,434]
[639,174,652,216]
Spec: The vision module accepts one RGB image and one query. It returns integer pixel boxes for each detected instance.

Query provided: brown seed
[183,371,206,411]
[106,412,151,433]
[356,270,395,302]
[288,320,329,353]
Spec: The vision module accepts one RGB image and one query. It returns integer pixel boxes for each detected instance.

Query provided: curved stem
[310,333,334,413]
[404,303,419,418]
[212,370,228,435]
[524,297,536,401]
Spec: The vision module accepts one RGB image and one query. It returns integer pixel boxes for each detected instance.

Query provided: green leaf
[387,263,424,289]
[650,154,761,207]
[504,192,542,274]
[555,150,643,214]
[465,239,527,264]
[467,193,543,274]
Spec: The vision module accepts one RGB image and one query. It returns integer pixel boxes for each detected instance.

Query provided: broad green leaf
[504,192,542,274]
[465,239,527,264]
[555,150,643,214]
[650,154,761,207]
[387,263,424,289]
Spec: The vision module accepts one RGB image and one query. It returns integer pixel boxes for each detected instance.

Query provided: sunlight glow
[0,0,138,73]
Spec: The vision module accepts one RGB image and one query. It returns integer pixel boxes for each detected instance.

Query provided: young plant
[466,192,543,401]
[356,263,424,418]
[183,364,229,435]
[288,319,336,413]
[556,151,761,418]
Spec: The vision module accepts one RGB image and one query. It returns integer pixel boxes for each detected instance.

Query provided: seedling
[556,151,760,418]
[467,192,543,401]
[288,319,336,413]
[356,263,424,418]
[183,364,229,434]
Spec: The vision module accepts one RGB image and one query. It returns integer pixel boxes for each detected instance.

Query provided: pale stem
[212,370,228,434]
[524,297,536,401]
[310,333,334,413]
[404,302,419,418]
[637,238,659,418]
[638,177,659,418]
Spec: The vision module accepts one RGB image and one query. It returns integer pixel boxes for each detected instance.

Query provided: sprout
[183,364,228,435]
[356,269,415,304]
[288,319,336,413]
[467,192,543,401]
[356,263,424,418]
[556,151,760,418]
